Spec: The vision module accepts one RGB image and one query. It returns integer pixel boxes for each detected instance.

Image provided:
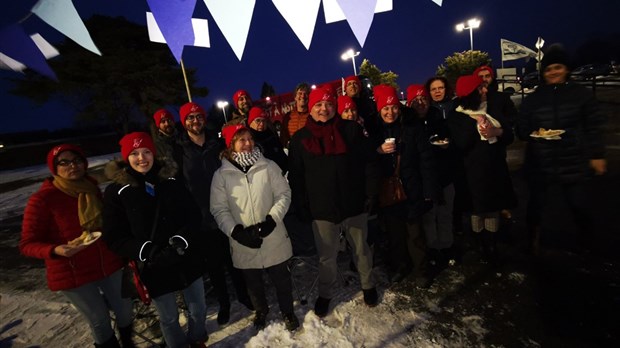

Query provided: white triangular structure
[31,0,101,55]
[336,0,377,47]
[146,12,211,48]
[272,0,321,50]
[432,0,443,6]
[0,33,59,72]
[323,0,391,24]
[203,0,255,61]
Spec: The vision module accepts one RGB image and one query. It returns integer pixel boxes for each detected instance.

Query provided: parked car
[571,64,613,80]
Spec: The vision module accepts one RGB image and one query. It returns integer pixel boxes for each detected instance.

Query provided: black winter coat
[447,101,517,213]
[367,114,439,219]
[516,82,606,185]
[174,132,224,229]
[288,118,378,223]
[102,160,206,298]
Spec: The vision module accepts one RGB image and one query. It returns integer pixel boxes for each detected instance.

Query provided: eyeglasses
[57,158,85,167]
[186,114,203,122]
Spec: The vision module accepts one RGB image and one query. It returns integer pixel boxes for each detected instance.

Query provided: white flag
[501,38,536,61]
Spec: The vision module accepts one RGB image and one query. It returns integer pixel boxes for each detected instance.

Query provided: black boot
[94,334,121,348]
[483,230,498,264]
[217,299,231,325]
[118,325,136,348]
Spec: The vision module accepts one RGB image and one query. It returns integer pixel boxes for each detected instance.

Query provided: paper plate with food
[530,128,565,140]
[429,135,450,146]
[68,231,102,246]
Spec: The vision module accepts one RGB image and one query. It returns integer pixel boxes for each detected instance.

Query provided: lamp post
[341,49,360,76]
[535,37,545,72]
[217,101,229,123]
[455,18,481,51]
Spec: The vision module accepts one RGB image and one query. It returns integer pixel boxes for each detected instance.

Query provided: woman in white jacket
[210,125,299,332]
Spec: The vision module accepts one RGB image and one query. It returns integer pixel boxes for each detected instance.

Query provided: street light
[341,49,360,76]
[217,100,229,123]
[455,18,481,51]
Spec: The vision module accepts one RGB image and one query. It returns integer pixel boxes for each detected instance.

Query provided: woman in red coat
[19,144,134,348]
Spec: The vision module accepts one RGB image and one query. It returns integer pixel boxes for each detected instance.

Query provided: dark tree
[260,82,276,99]
[7,15,208,134]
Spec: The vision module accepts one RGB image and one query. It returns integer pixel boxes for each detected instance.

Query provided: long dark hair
[424,76,454,102]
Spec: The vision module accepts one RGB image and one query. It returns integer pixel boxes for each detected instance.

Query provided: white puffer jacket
[210,155,292,269]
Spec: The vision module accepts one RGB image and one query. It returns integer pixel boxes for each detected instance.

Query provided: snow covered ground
[3,151,617,347]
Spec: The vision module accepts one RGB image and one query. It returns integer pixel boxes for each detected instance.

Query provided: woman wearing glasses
[19,144,134,348]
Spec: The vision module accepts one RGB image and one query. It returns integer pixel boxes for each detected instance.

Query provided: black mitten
[231,224,263,249]
[258,215,276,238]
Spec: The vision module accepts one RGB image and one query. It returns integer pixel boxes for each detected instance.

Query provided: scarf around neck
[232,147,262,170]
[302,116,348,155]
[52,175,103,232]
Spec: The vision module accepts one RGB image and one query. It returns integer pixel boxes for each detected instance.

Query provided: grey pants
[312,213,374,298]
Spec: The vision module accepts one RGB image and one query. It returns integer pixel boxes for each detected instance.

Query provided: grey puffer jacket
[517,82,606,185]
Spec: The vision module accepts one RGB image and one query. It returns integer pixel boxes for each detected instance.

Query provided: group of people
[19,43,606,347]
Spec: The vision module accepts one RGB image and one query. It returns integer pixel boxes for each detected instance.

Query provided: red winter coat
[19,178,124,291]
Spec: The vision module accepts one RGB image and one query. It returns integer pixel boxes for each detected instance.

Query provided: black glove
[257,215,276,238]
[231,224,263,249]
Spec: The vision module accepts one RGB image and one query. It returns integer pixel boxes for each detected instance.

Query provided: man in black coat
[175,102,253,325]
[288,86,378,317]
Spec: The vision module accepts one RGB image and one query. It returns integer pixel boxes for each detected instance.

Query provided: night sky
[1,0,618,133]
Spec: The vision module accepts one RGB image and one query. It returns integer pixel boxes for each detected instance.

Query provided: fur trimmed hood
[104,157,178,186]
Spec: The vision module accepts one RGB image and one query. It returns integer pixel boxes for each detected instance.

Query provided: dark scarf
[302,116,348,155]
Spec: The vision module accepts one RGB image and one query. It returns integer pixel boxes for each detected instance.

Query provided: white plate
[81,232,102,246]
[431,139,450,146]
[530,129,565,140]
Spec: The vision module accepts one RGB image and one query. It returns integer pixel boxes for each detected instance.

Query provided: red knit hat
[373,84,399,111]
[344,75,360,88]
[119,132,156,162]
[473,65,494,79]
[153,109,174,128]
[179,102,206,127]
[233,89,251,107]
[406,84,428,105]
[456,75,484,97]
[47,144,87,175]
[337,95,356,115]
[247,106,267,126]
[222,124,248,148]
[308,86,336,110]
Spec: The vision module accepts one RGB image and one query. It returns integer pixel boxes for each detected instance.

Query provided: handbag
[378,154,408,208]
[126,196,162,305]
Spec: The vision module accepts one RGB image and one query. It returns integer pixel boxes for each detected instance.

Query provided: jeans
[312,213,374,298]
[60,269,133,344]
[152,277,207,348]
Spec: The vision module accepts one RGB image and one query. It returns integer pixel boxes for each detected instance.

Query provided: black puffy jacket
[517,82,606,184]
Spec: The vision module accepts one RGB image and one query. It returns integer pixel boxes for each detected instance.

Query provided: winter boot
[483,230,499,264]
[217,299,231,325]
[94,334,121,348]
[118,325,136,348]
[282,312,300,331]
[313,297,331,318]
[253,311,268,330]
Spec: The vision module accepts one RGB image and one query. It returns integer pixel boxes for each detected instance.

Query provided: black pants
[242,261,293,315]
[204,228,249,305]
[380,211,427,276]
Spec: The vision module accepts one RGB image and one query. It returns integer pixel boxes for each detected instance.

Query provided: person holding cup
[368,85,439,286]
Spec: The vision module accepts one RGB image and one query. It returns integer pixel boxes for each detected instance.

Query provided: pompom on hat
[337,95,357,115]
[541,43,570,72]
[406,84,428,105]
[47,144,87,175]
[233,89,251,107]
[119,132,156,162]
[373,84,399,111]
[473,65,494,79]
[179,102,206,127]
[152,109,174,128]
[222,124,248,148]
[456,75,484,98]
[247,106,267,126]
[308,86,336,110]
